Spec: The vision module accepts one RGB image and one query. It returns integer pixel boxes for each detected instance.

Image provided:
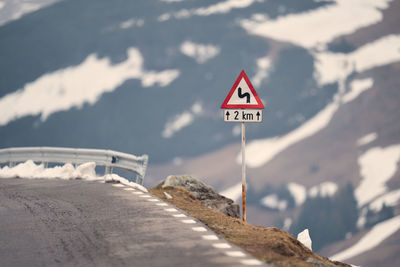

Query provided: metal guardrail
[0,147,148,185]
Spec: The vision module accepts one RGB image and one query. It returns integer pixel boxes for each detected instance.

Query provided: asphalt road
[0,178,269,267]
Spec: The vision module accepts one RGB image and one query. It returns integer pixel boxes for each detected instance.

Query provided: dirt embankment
[150,185,350,267]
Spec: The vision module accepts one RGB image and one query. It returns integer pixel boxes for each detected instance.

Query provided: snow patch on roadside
[297,229,312,251]
[0,48,180,126]
[0,160,98,180]
[104,173,147,192]
[0,160,147,192]
[331,215,400,261]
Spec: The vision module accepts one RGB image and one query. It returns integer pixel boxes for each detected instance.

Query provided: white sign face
[223,109,262,123]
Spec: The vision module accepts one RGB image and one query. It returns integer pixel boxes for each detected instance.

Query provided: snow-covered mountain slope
[2,0,400,264]
[148,60,400,265]
[0,0,345,162]
[147,0,400,264]
[320,216,400,267]
[0,0,59,26]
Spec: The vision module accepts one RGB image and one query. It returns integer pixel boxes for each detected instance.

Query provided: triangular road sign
[221,70,264,109]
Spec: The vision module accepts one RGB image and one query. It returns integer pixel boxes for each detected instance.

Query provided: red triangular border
[221,70,265,109]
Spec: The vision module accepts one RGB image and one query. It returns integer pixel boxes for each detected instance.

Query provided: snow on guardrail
[0,147,148,185]
[0,160,148,192]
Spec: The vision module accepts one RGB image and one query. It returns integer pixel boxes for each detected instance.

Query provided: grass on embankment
[149,185,350,267]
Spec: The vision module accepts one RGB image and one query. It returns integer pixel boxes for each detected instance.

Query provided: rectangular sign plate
[223,109,262,123]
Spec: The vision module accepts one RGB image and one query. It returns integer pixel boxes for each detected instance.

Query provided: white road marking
[106,180,261,266]
[100,173,263,266]
[225,251,246,257]
[181,219,196,224]
[147,196,262,265]
[123,188,135,191]
[202,235,218,240]
[165,208,178,212]
[173,214,187,218]
[192,227,207,232]
[240,259,263,265]
[212,243,231,249]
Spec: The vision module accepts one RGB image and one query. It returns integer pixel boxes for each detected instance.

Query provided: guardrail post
[105,166,113,175]
[136,175,143,185]
[138,155,149,185]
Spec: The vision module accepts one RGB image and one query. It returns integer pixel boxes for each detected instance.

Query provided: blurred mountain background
[1,1,399,266]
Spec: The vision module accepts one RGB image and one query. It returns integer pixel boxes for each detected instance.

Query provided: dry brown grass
[149,185,351,267]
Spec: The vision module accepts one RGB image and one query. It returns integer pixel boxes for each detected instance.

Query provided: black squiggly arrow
[238,87,250,103]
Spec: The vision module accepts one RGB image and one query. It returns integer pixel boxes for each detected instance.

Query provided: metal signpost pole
[241,121,246,222]
[220,70,265,223]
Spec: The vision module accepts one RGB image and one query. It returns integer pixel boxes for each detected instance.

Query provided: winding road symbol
[220,70,264,109]
[237,87,250,103]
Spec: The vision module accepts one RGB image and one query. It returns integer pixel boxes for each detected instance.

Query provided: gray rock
[161,175,240,218]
